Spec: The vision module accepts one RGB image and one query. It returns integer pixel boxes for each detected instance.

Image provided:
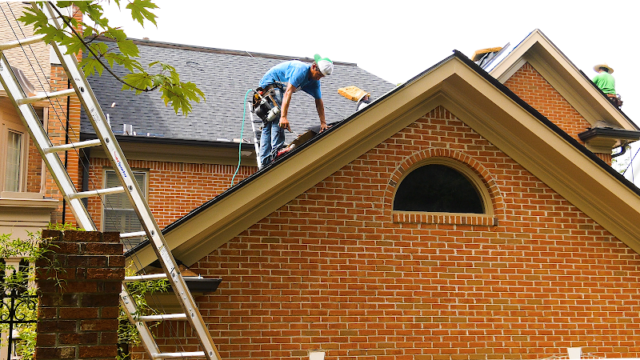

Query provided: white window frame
[101,168,148,248]
[0,119,29,195]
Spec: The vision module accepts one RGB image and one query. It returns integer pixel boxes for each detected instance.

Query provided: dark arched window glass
[393,164,484,213]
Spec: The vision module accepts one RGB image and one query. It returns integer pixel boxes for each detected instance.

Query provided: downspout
[81,148,90,209]
[61,78,71,223]
[612,143,628,159]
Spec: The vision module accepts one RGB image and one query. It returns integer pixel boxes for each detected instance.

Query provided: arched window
[393,161,489,214]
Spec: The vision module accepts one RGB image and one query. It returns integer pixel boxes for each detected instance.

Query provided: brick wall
[35,229,124,360]
[86,158,257,229]
[140,106,640,359]
[504,63,592,146]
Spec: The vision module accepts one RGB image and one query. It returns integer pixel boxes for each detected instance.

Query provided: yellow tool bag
[338,86,370,102]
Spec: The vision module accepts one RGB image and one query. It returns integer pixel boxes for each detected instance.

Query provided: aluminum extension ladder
[0,3,220,359]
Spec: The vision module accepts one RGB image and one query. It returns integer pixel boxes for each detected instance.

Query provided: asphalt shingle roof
[81,38,395,144]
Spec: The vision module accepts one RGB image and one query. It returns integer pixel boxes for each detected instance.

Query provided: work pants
[259,87,284,167]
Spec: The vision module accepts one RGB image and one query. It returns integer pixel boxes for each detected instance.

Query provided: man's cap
[314,54,334,76]
[594,63,614,74]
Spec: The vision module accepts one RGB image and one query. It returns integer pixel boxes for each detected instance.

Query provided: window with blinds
[103,169,147,250]
[5,130,23,192]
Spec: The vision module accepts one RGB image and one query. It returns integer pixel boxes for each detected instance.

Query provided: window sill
[1,191,45,200]
[392,211,497,226]
[0,194,58,209]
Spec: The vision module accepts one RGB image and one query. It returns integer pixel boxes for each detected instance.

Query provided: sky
[98,0,640,175]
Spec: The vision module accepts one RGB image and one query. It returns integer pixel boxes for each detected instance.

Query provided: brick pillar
[35,230,124,360]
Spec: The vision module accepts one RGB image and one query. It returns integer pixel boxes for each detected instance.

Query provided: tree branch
[51,5,158,92]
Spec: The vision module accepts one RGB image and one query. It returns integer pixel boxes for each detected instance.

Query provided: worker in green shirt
[592,63,622,108]
[592,63,616,94]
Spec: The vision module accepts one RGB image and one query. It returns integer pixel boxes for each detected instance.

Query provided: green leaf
[117,38,139,58]
[56,1,75,9]
[17,7,48,28]
[122,72,153,94]
[158,80,205,116]
[80,57,104,77]
[59,33,84,56]
[105,27,127,42]
[82,26,95,39]
[126,0,159,27]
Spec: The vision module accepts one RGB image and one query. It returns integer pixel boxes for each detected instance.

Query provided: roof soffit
[126,56,640,269]
[489,30,638,131]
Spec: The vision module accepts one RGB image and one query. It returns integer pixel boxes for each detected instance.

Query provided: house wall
[141,106,640,360]
[0,97,57,240]
[0,2,50,93]
[86,158,256,230]
[502,63,613,163]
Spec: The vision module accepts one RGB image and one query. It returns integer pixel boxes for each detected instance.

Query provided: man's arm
[315,98,328,132]
[279,84,295,132]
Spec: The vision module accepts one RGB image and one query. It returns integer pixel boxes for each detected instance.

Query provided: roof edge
[453,49,640,197]
[95,36,358,66]
[488,29,638,131]
[80,132,255,150]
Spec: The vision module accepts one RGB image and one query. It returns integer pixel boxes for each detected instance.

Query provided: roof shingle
[81,38,395,144]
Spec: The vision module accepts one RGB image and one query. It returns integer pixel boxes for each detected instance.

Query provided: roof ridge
[95,36,358,66]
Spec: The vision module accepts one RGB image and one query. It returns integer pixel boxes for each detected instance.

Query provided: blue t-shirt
[259,60,322,99]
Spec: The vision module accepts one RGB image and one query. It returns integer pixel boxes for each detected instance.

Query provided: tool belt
[252,85,283,124]
[606,93,623,108]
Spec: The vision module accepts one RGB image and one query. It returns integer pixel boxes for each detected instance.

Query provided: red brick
[63,230,102,242]
[35,334,56,346]
[58,332,98,345]
[66,255,108,267]
[83,243,123,255]
[80,294,120,307]
[86,268,125,280]
[59,307,98,320]
[35,346,75,359]
[79,345,118,359]
[79,319,118,331]
[37,320,76,333]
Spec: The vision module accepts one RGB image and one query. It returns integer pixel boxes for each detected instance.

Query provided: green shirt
[592,71,616,95]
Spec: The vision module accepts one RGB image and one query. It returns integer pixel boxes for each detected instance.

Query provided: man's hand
[279,116,291,132]
[315,98,327,133]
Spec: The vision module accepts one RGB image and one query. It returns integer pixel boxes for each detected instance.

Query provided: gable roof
[125,50,640,269]
[482,29,638,131]
[80,38,394,146]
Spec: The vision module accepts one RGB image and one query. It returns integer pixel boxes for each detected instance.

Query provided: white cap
[314,54,334,76]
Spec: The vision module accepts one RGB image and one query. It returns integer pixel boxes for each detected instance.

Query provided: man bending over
[257,54,333,166]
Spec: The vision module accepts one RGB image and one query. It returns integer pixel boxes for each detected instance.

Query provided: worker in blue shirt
[257,54,333,166]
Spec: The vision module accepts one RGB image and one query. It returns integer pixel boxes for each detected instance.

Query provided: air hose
[231,89,253,186]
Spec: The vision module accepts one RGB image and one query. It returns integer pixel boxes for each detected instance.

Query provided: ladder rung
[124,273,168,283]
[153,352,205,359]
[16,88,76,105]
[120,231,146,238]
[69,186,124,199]
[139,313,187,322]
[0,34,45,50]
[44,139,102,154]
